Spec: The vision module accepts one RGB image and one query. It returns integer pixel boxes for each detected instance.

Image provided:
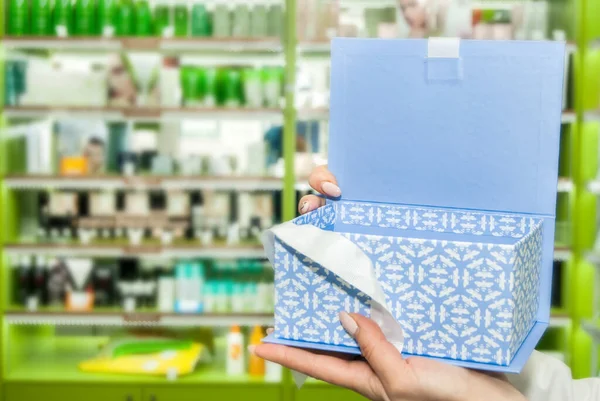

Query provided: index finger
[309,165,341,198]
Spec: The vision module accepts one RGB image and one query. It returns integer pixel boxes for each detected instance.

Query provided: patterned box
[272,201,542,367]
[264,38,564,373]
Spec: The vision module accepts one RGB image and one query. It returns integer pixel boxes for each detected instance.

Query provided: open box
[264,38,565,373]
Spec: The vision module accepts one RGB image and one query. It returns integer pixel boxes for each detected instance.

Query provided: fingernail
[322,182,341,198]
[300,201,310,214]
[248,345,256,355]
[266,328,274,335]
[339,312,358,337]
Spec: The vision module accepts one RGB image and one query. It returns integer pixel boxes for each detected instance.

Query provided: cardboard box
[264,38,564,372]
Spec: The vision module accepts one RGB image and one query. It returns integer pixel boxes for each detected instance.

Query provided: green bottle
[191,3,210,37]
[263,67,282,108]
[31,0,52,35]
[231,4,250,38]
[135,0,153,36]
[174,5,188,37]
[74,0,97,35]
[223,68,242,108]
[8,0,29,35]
[181,66,203,107]
[154,5,170,36]
[204,67,218,107]
[53,0,73,36]
[97,0,116,36]
[250,5,268,37]
[212,4,230,38]
[267,5,282,38]
[115,0,135,36]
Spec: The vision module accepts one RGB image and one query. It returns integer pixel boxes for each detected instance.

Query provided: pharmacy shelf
[3,175,300,192]
[2,335,279,384]
[3,106,284,123]
[3,242,265,258]
[4,310,273,327]
[297,108,577,125]
[2,36,283,54]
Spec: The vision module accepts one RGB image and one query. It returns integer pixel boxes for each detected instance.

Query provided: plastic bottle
[135,0,153,36]
[74,0,97,36]
[9,0,29,35]
[174,5,189,37]
[53,0,73,36]
[97,0,116,35]
[31,0,52,35]
[248,326,265,376]
[226,326,245,376]
[115,0,135,36]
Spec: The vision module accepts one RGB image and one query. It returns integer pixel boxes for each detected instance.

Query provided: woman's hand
[298,165,342,215]
[252,313,526,401]
[265,165,526,401]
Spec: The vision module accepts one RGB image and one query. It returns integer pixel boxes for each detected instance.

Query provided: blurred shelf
[4,175,292,191]
[3,240,265,258]
[4,336,278,384]
[2,36,283,54]
[3,106,283,122]
[4,310,273,327]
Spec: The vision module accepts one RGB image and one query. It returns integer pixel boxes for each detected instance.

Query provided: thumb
[340,312,409,389]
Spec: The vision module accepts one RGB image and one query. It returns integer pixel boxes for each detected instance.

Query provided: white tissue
[262,221,404,388]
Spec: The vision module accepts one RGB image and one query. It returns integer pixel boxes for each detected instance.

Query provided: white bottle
[226,326,245,376]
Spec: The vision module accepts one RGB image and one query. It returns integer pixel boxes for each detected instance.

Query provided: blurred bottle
[267,4,283,38]
[31,0,52,35]
[115,0,135,36]
[248,326,265,376]
[213,3,231,37]
[174,5,189,37]
[227,326,245,376]
[232,4,250,38]
[250,4,268,37]
[74,0,97,35]
[97,0,116,35]
[191,3,211,37]
[8,0,29,35]
[223,68,242,108]
[154,4,171,36]
[204,67,218,107]
[53,0,73,36]
[135,0,153,36]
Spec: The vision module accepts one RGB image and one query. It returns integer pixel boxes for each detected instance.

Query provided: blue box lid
[328,38,565,216]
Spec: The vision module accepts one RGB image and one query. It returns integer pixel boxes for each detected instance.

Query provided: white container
[158,277,175,312]
[226,328,245,376]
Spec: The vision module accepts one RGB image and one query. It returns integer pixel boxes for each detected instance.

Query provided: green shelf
[5,336,277,386]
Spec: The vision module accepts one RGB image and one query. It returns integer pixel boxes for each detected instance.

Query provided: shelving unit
[0,0,596,399]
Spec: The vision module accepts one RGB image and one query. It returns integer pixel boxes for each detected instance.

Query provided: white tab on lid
[427,37,460,58]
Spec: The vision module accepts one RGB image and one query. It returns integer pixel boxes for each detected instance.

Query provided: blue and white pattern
[338,201,539,238]
[273,238,371,347]
[273,201,543,366]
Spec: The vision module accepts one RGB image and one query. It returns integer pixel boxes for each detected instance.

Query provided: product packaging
[263,38,564,376]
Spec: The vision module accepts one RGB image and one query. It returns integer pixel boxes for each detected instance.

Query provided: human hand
[252,313,526,401]
[298,165,341,215]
